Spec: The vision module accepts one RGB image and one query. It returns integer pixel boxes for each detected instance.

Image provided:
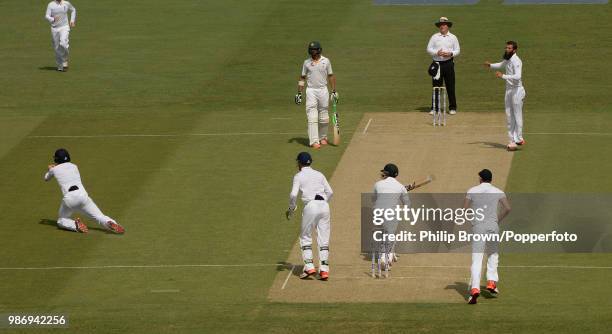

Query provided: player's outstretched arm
[44,164,56,181]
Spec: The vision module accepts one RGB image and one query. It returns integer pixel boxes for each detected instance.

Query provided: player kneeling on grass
[44,148,124,234]
[295,41,338,149]
[286,152,333,280]
[464,169,511,304]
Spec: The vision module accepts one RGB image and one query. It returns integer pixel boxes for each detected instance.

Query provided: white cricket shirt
[45,1,76,29]
[289,167,333,210]
[466,182,506,226]
[301,56,333,89]
[426,32,461,62]
[372,177,410,209]
[490,53,523,88]
[44,162,85,195]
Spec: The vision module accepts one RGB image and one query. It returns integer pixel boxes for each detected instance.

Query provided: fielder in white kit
[45,149,125,234]
[485,41,526,151]
[295,41,338,149]
[44,0,76,71]
[464,169,511,304]
[286,152,333,280]
[372,163,410,266]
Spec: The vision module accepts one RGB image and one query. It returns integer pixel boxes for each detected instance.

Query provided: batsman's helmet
[381,163,399,178]
[54,148,71,164]
[296,152,312,166]
[307,41,322,56]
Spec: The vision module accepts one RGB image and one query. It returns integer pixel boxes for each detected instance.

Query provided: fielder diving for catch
[295,41,338,149]
[44,149,125,234]
[485,41,526,151]
[286,152,333,280]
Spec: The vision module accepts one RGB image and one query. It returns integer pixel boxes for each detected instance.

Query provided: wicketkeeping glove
[330,91,339,104]
[295,92,302,105]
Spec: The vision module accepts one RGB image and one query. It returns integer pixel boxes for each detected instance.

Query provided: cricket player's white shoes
[467,288,480,304]
[299,268,317,279]
[57,66,64,72]
[320,138,328,145]
[318,271,329,281]
[106,221,125,234]
[516,138,526,146]
[449,110,457,115]
[429,109,434,115]
[62,61,68,68]
[507,142,518,151]
[75,217,88,233]
[486,280,499,295]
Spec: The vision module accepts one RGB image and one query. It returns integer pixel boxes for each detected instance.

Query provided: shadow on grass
[276,261,308,278]
[38,66,59,71]
[445,281,469,301]
[39,218,110,233]
[445,281,498,301]
[468,141,508,150]
[288,137,310,147]
[415,106,432,112]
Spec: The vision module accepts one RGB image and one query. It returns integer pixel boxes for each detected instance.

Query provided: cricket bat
[405,175,435,191]
[331,100,340,145]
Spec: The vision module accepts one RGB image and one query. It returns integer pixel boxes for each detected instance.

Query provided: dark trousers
[431,59,457,111]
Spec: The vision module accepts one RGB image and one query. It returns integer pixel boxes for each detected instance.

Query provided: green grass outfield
[1,0,611,332]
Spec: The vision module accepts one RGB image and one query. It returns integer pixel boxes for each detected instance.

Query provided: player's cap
[296,152,312,166]
[478,169,493,182]
[381,163,399,178]
[435,17,453,28]
[53,148,71,164]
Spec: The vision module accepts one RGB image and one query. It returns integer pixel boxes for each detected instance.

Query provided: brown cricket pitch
[269,112,513,303]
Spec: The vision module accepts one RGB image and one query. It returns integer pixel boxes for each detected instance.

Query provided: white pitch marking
[524,132,612,136]
[383,265,612,270]
[281,265,295,290]
[362,118,373,135]
[27,132,304,139]
[1,263,610,271]
[150,289,180,293]
[26,130,355,139]
[0,263,280,270]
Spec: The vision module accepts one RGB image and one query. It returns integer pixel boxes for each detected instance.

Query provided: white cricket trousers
[56,188,115,232]
[470,223,499,290]
[299,200,331,272]
[505,86,526,143]
[51,26,70,67]
[305,87,330,146]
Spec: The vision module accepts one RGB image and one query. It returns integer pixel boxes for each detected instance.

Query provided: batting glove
[285,208,295,220]
[294,92,302,105]
[331,91,339,104]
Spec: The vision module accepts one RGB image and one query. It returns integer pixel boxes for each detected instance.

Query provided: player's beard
[503,50,515,60]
